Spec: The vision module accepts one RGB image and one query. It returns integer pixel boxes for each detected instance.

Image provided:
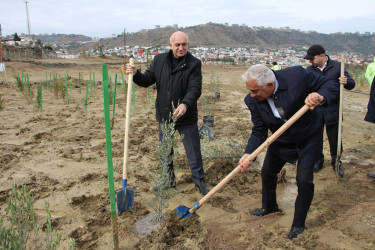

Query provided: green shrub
[0,182,75,249]
[14,74,24,92]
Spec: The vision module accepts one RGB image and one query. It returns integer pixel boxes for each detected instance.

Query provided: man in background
[271,62,281,71]
[271,61,282,71]
[304,45,355,177]
[364,77,375,183]
[365,57,375,85]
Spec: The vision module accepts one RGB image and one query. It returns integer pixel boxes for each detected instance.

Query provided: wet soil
[0,58,374,249]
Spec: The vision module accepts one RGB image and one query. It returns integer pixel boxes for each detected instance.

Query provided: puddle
[278,182,297,207]
[134,213,166,235]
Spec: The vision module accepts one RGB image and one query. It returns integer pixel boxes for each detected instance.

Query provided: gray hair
[242,64,275,87]
[170,31,189,43]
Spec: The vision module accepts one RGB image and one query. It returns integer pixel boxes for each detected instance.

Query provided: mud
[0,58,374,249]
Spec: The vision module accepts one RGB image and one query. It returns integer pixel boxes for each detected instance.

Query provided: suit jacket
[306,55,355,125]
[244,66,339,167]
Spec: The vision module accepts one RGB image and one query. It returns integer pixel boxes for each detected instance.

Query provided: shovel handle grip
[189,104,310,214]
[123,58,134,179]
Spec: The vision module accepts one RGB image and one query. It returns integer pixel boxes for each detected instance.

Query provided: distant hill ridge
[36,22,375,55]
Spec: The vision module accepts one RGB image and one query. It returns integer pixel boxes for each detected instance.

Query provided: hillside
[39,23,375,55]
[34,34,92,44]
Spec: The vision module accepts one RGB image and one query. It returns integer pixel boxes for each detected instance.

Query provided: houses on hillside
[2,36,372,65]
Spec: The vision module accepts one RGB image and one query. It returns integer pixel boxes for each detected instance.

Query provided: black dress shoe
[313,156,324,173]
[288,226,305,240]
[195,180,209,195]
[250,205,281,216]
[367,173,375,179]
[333,161,344,177]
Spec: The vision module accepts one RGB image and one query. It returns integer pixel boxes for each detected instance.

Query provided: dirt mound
[205,158,261,194]
[135,210,205,249]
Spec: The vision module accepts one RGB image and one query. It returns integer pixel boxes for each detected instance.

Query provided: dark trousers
[325,123,343,166]
[261,149,314,227]
[158,122,204,186]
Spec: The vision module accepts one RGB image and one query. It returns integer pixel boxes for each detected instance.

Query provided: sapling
[0,96,4,111]
[36,83,42,112]
[78,72,82,94]
[89,72,93,98]
[201,95,213,117]
[121,71,127,96]
[0,182,67,249]
[15,74,24,92]
[45,72,48,89]
[64,74,69,104]
[27,74,33,104]
[52,78,66,100]
[144,111,182,223]
[84,82,89,112]
[49,72,52,92]
[92,72,95,91]
[209,70,222,96]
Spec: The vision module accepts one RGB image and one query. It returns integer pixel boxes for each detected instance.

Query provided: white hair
[170,31,189,43]
[242,64,275,87]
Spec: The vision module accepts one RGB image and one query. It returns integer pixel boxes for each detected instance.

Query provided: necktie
[272,94,286,120]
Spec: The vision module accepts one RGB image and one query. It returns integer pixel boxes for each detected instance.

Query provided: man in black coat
[125,31,208,195]
[365,78,375,183]
[239,64,338,240]
[365,77,375,123]
[304,45,356,177]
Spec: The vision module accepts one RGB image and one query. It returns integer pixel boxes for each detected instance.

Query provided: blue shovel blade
[176,205,195,220]
[117,188,134,213]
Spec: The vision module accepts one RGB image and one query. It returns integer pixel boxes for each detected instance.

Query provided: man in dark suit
[365,77,375,183]
[238,64,338,240]
[304,45,355,176]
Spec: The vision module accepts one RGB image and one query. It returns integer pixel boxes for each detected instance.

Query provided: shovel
[177,104,310,219]
[335,54,345,179]
[117,58,135,212]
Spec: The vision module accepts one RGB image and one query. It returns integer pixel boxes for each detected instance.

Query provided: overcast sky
[1,0,375,38]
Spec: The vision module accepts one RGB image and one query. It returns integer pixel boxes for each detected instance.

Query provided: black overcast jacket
[365,77,375,124]
[306,55,355,125]
[133,50,202,126]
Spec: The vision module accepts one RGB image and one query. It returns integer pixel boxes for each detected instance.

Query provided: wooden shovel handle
[189,104,310,214]
[337,54,344,157]
[335,54,345,179]
[123,58,134,179]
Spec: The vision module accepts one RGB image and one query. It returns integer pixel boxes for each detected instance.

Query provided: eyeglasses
[174,43,188,47]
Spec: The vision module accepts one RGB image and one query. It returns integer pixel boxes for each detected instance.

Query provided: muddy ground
[0,57,375,249]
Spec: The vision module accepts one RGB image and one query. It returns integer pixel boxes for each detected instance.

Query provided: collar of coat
[166,50,191,63]
[165,50,191,72]
[273,70,287,93]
